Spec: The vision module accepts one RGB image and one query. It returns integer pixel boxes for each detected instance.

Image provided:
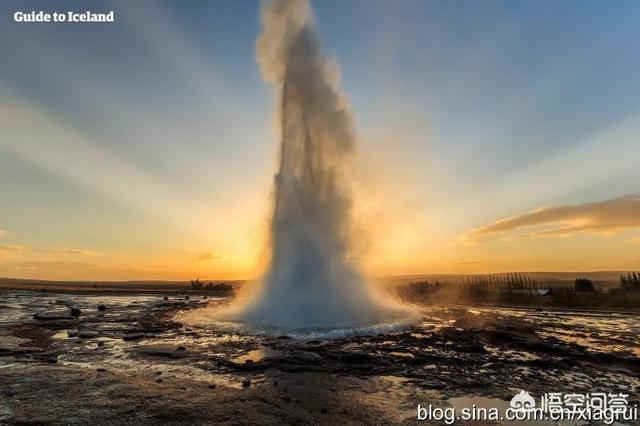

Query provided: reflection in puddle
[232,347,280,364]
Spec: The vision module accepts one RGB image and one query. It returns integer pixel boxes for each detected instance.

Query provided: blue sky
[1,0,639,279]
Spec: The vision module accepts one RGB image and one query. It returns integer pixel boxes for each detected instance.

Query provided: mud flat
[1,291,639,425]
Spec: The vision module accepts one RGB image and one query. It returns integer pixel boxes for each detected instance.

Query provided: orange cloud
[0,245,98,261]
[463,193,640,241]
[193,252,225,262]
[5,260,100,271]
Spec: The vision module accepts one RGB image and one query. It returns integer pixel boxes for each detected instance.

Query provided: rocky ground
[0,291,639,425]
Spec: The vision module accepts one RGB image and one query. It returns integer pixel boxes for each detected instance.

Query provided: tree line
[189,279,234,293]
[620,272,640,291]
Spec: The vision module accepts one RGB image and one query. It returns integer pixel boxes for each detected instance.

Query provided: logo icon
[510,390,536,412]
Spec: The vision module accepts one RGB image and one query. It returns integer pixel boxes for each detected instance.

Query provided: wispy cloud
[193,252,225,262]
[455,260,480,265]
[4,260,100,271]
[0,245,24,254]
[462,193,640,242]
[0,245,97,259]
[32,248,98,256]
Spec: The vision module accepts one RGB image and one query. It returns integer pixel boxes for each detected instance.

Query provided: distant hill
[0,277,243,293]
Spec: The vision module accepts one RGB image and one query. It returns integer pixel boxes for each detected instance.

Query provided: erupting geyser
[183,0,412,331]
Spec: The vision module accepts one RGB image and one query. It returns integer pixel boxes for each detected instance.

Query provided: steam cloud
[227,0,405,328]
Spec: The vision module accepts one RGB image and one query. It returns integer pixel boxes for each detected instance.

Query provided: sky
[1,0,639,280]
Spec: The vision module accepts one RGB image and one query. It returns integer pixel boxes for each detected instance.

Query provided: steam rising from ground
[182,0,412,330]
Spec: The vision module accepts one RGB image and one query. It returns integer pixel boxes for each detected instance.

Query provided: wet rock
[33,311,72,321]
[0,337,43,355]
[122,333,147,341]
[135,344,191,359]
[292,351,322,362]
[340,351,375,363]
[458,343,487,354]
[77,330,101,339]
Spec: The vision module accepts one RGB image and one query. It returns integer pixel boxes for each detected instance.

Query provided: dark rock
[321,408,328,414]
[97,305,107,312]
[156,378,163,383]
[185,296,190,300]
[96,368,107,372]
[163,296,169,300]
[155,371,162,375]
[245,359,253,364]
[208,384,216,389]
[177,346,186,351]
[241,379,251,388]
[70,308,81,318]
